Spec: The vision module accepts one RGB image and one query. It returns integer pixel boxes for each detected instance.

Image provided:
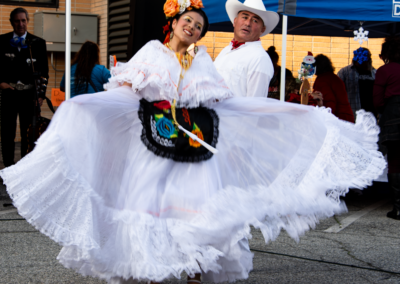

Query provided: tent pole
[65,0,71,100]
[280,15,288,102]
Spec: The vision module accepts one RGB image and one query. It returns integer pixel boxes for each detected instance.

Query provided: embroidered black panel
[138,99,219,162]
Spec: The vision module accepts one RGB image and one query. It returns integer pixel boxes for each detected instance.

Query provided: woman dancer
[1,1,385,283]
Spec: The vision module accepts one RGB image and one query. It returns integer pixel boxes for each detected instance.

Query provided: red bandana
[231,40,245,50]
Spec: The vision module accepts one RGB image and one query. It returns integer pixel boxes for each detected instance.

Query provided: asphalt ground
[0,144,399,284]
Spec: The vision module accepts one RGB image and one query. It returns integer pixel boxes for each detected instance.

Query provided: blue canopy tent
[204,0,400,36]
[203,0,400,100]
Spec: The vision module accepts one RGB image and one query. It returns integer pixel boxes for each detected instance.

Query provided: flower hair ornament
[163,0,204,43]
[353,47,369,65]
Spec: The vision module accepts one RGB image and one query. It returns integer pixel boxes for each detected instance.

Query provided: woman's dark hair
[266,46,279,63]
[10,7,29,22]
[314,54,335,75]
[71,41,100,92]
[170,8,209,39]
[381,36,400,64]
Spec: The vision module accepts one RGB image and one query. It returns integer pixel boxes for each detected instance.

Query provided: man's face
[233,11,266,43]
[354,60,370,71]
[11,13,28,37]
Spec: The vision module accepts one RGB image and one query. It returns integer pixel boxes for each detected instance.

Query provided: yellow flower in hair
[164,0,180,18]
[190,0,204,9]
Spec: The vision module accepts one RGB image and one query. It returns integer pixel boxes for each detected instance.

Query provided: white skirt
[1,86,385,283]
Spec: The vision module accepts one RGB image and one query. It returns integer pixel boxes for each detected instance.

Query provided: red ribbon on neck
[231,40,245,50]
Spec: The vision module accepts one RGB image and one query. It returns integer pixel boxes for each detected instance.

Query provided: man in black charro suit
[0,8,49,167]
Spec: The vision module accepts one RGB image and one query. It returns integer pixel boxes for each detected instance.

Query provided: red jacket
[373,62,400,111]
[313,72,355,123]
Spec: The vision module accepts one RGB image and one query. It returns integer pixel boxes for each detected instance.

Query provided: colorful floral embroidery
[150,116,175,147]
[139,99,219,162]
[154,101,171,114]
[154,101,171,110]
[150,101,177,147]
[155,115,178,139]
[182,108,191,126]
[187,123,204,148]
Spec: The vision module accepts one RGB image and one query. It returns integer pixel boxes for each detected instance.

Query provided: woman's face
[171,11,204,46]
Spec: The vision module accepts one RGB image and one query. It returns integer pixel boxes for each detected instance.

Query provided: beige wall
[199,32,385,77]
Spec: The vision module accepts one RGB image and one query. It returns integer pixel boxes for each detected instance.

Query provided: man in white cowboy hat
[214,0,279,98]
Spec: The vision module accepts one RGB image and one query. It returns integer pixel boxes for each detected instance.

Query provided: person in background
[0,7,49,167]
[373,36,400,220]
[266,46,293,100]
[286,77,319,106]
[285,77,300,99]
[313,54,354,122]
[60,41,111,97]
[338,47,377,118]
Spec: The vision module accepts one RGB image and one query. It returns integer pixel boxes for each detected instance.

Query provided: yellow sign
[51,88,65,107]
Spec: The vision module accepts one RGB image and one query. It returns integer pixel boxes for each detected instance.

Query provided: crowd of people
[0,1,397,284]
[266,40,400,221]
[269,46,376,123]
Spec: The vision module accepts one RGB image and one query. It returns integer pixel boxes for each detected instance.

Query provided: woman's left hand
[311,91,324,107]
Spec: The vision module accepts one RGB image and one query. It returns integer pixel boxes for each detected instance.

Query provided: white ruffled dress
[1,41,386,283]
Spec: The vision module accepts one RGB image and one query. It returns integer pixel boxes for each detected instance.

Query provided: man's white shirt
[214,40,273,98]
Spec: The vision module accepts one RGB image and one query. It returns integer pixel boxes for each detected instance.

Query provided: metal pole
[280,15,288,102]
[65,0,71,100]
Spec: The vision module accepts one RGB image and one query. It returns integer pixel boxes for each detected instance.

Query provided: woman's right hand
[311,91,324,107]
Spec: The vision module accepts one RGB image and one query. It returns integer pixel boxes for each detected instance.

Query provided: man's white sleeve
[246,56,274,97]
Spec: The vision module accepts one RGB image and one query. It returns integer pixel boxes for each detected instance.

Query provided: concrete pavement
[0,145,399,283]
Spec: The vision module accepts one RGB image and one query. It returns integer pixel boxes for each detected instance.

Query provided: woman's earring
[170,31,174,40]
[194,44,199,54]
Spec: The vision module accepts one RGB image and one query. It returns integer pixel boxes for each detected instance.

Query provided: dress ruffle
[0,88,385,283]
[105,40,233,108]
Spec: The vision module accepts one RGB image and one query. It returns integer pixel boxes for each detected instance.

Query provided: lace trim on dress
[105,40,233,108]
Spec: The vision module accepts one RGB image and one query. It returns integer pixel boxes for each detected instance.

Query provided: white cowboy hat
[226,0,280,37]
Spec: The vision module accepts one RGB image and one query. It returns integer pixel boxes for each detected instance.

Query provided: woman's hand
[122,82,132,87]
[311,91,324,107]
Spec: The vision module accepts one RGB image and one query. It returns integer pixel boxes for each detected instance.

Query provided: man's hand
[0,83,14,90]
[311,91,324,107]
[35,98,44,107]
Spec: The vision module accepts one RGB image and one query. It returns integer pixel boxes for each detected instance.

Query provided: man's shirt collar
[13,32,27,39]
